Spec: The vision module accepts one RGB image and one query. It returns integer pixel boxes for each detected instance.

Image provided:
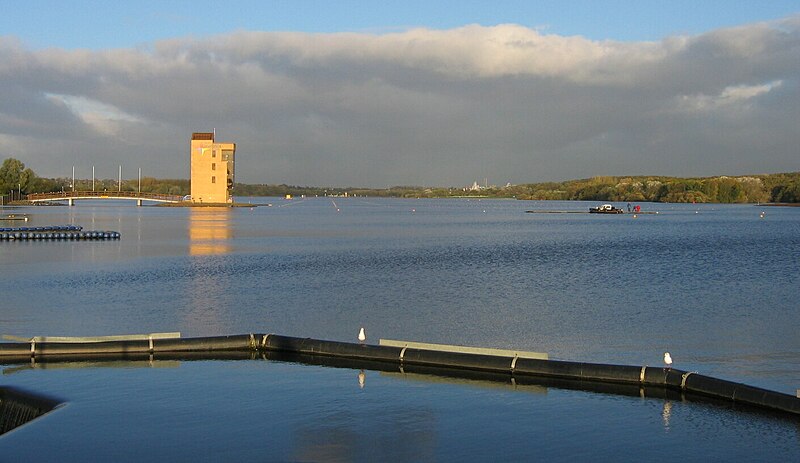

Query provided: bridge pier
[137,199,142,207]
[68,198,74,206]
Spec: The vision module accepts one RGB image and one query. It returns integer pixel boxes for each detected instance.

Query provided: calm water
[1,198,799,461]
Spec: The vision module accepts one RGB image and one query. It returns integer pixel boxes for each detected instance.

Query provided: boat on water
[589,204,624,214]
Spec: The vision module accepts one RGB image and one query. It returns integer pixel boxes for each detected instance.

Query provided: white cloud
[174,24,677,85]
[1,17,798,185]
[45,93,145,136]
[675,80,783,113]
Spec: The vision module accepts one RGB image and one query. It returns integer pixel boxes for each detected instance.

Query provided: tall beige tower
[190,132,235,203]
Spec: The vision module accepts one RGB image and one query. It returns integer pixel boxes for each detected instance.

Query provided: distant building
[190,132,235,203]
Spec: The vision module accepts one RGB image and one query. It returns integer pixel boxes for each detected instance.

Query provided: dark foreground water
[1,198,799,461]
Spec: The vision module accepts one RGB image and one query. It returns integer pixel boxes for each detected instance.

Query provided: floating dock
[1,214,29,221]
[1,333,798,418]
[0,225,81,232]
[0,225,120,241]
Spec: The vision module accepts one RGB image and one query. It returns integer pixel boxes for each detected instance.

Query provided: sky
[1,1,799,187]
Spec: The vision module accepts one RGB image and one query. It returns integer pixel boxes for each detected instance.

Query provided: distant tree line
[0,158,192,200]
[232,183,456,198]
[507,174,800,203]
[233,183,336,197]
[2,157,799,203]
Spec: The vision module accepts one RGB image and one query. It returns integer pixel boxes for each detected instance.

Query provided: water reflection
[188,208,232,256]
[291,407,436,462]
[186,208,235,334]
[358,369,366,389]
[383,370,547,395]
[2,359,180,375]
[662,401,673,430]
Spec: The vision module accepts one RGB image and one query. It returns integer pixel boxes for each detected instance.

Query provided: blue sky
[4,1,799,48]
[1,2,798,186]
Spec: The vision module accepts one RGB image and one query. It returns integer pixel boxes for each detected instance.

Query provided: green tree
[771,182,800,202]
[716,178,745,203]
[0,158,37,197]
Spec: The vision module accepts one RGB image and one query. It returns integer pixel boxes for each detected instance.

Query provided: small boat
[589,204,624,214]
[2,214,29,221]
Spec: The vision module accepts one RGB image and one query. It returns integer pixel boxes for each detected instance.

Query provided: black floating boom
[0,333,798,417]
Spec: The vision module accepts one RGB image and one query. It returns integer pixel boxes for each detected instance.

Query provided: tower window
[212,163,216,170]
[211,176,216,183]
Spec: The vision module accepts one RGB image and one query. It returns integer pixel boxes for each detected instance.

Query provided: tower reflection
[186,207,233,333]
[188,207,232,255]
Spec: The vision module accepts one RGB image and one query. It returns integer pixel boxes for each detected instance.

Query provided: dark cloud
[1,18,798,186]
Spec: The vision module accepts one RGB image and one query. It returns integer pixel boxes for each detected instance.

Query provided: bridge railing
[26,191,185,202]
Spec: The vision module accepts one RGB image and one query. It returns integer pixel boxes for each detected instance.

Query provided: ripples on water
[1,199,798,460]
[2,199,799,383]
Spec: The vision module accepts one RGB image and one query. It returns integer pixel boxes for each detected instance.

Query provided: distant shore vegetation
[2,157,799,203]
[509,174,800,203]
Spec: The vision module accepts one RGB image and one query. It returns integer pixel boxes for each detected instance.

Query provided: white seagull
[664,352,673,368]
[358,327,366,344]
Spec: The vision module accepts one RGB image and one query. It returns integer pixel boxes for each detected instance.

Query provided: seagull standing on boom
[664,352,673,368]
[358,327,366,344]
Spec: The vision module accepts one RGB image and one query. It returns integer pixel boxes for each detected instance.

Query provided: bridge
[26,191,185,206]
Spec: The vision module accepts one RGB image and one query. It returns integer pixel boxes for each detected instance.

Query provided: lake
[1,198,799,461]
